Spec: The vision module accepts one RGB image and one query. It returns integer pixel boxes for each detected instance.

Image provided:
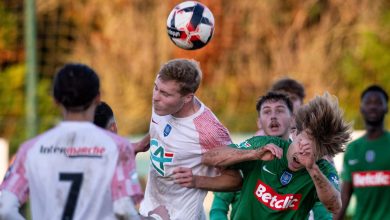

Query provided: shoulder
[195,106,223,125]
[93,129,135,158]
[345,135,365,153]
[316,159,337,174]
[232,136,290,150]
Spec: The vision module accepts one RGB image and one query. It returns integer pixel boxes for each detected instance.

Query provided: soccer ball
[166,1,215,50]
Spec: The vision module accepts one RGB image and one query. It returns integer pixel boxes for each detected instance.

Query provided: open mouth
[293,156,300,164]
[290,155,301,170]
[269,122,280,130]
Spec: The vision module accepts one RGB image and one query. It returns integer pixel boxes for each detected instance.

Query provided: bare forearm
[333,182,353,220]
[307,165,341,214]
[194,170,242,191]
[134,134,150,154]
[202,146,257,167]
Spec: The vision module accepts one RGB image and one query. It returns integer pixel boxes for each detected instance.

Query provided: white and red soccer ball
[166,1,215,50]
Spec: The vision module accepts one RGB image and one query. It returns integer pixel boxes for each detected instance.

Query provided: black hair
[53,63,100,112]
[361,85,388,102]
[94,101,114,128]
[256,91,294,114]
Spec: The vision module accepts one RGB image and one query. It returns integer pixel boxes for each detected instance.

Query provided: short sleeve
[0,138,39,204]
[111,140,143,204]
[317,160,340,191]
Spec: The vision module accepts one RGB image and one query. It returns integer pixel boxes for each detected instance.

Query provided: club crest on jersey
[163,124,172,137]
[150,139,174,176]
[280,171,293,186]
[365,150,375,163]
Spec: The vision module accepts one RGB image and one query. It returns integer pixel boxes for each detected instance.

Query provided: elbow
[326,196,342,215]
[231,177,243,191]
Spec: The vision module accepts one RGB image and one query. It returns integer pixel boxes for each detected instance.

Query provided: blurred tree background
[1,0,390,156]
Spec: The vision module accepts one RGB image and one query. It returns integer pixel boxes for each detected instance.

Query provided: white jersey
[0,122,143,220]
[139,101,232,220]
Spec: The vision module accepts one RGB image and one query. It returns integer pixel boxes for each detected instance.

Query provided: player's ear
[256,117,262,130]
[93,93,101,105]
[53,97,60,106]
[110,122,118,134]
[184,93,194,104]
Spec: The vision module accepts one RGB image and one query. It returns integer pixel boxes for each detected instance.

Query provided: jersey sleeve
[317,160,341,191]
[111,139,143,204]
[209,192,234,220]
[194,108,232,152]
[229,136,287,173]
[0,138,38,204]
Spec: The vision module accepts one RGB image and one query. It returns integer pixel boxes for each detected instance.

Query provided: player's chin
[154,108,169,116]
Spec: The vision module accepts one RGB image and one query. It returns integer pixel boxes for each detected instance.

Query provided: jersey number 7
[59,173,83,220]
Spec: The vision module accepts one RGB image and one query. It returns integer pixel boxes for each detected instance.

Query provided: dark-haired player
[94,101,118,133]
[0,63,168,220]
[335,85,390,220]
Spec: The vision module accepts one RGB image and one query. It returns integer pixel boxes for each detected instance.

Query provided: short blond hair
[157,58,202,95]
[295,93,351,159]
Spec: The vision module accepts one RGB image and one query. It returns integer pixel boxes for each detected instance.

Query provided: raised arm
[306,165,342,214]
[202,144,283,167]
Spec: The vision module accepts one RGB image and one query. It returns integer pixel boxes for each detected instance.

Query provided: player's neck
[172,97,201,118]
[365,125,386,140]
[61,106,95,122]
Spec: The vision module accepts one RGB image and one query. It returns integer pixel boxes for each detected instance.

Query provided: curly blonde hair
[295,93,352,159]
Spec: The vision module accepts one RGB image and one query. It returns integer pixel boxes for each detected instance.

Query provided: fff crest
[163,124,172,137]
[280,170,293,186]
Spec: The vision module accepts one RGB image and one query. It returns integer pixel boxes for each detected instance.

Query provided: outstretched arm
[202,144,283,167]
[133,133,150,154]
[172,167,242,192]
[333,181,353,220]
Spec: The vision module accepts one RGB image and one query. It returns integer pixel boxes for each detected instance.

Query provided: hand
[133,142,150,154]
[255,144,283,161]
[296,142,316,170]
[172,167,196,188]
[147,205,170,220]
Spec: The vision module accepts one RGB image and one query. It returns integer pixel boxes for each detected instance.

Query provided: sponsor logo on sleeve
[238,141,251,149]
[352,171,390,187]
[254,180,302,211]
[328,173,340,189]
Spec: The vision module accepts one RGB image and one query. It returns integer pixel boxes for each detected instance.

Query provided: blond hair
[295,93,351,159]
[157,58,202,95]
